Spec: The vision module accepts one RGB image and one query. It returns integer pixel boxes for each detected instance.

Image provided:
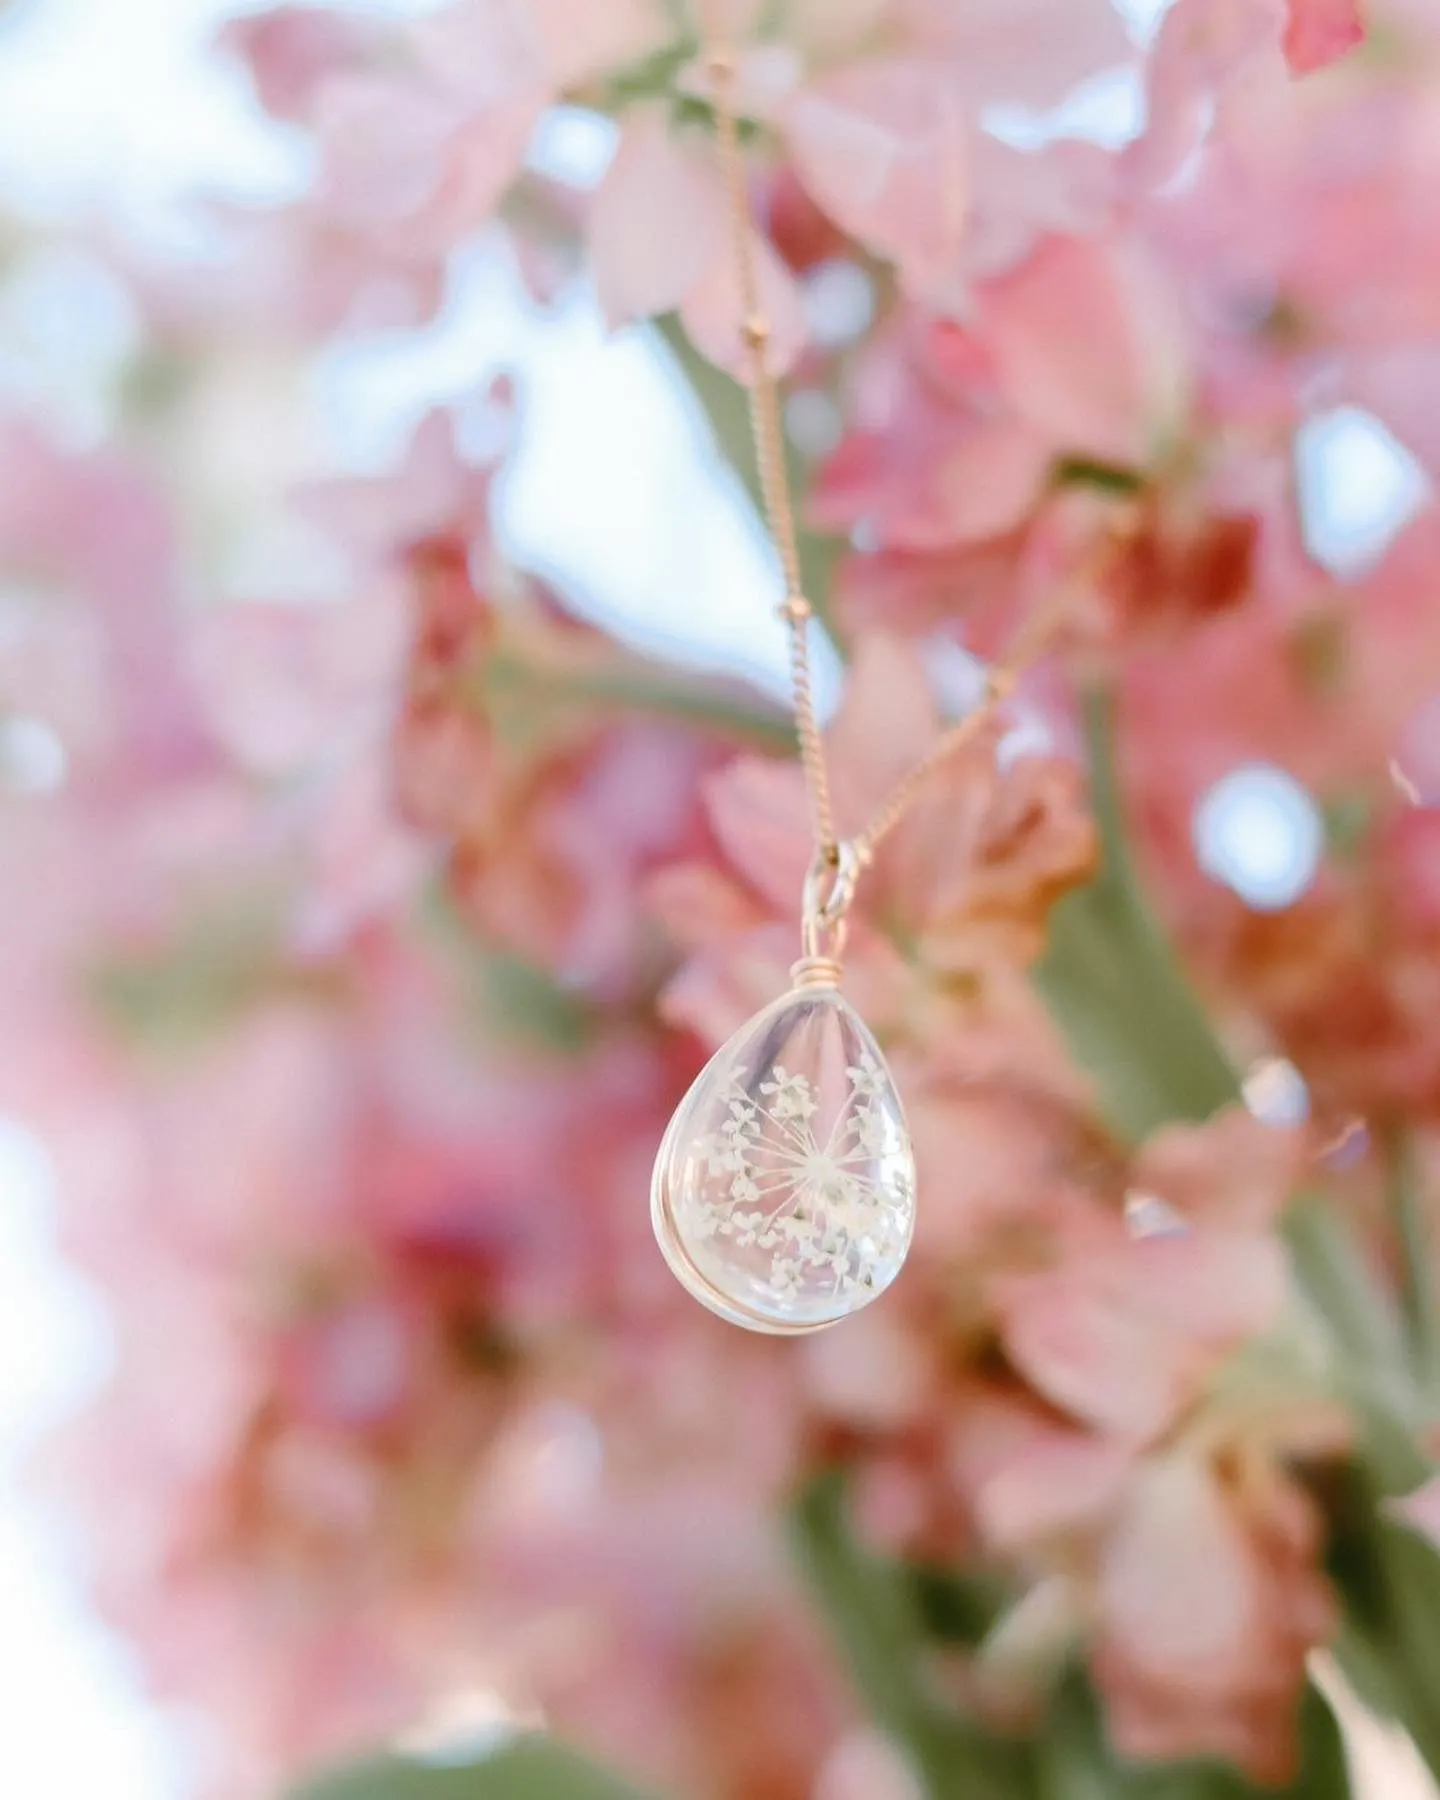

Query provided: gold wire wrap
[789,957,845,991]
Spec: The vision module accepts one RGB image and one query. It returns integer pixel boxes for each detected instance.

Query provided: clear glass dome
[652,984,916,1334]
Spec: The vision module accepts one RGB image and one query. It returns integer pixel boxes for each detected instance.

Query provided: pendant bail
[801,839,863,966]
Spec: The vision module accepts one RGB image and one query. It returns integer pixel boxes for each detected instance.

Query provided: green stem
[1385,1124,1440,1402]
[475,645,797,755]
[288,1736,659,1800]
[652,314,843,639]
[1033,686,1239,1142]
[790,1475,1029,1800]
[1331,1512,1440,1788]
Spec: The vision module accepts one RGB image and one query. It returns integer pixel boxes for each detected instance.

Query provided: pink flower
[218,6,379,124]
[784,59,970,294]
[298,408,500,568]
[1109,509,1440,1127]
[809,239,1288,661]
[23,891,820,1795]
[998,1203,1288,1443]
[589,109,731,329]
[0,424,206,783]
[390,533,736,1001]
[926,1094,1338,1777]
[951,1386,1136,1557]
[590,0,1135,349]
[1131,0,1366,189]
[994,1107,1299,1438]
[975,234,1193,473]
[774,4,1132,300]
[588,109,810,378]
[303,1,669,264]
[1093,1450,1336,1781]
[1283,0,1366,73]
[651,632,1096,1049]
[810,312,1055,552]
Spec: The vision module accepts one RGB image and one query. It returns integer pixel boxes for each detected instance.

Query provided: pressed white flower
[691,1058,912,1311]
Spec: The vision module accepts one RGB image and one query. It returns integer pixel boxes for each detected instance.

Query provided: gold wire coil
[789,956,844,991]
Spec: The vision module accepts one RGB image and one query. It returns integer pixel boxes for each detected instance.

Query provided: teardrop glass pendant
[652,978,916,1334]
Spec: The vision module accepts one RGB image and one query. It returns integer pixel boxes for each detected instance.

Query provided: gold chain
[706,38,837,861]
[703,20,1119,888]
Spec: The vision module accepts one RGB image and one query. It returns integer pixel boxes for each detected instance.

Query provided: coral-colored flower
[976,234,1193,473]
[392,533,751,1001]
[1284,0,1366,74]
[11,3,1440,1795]
[652,632,1096,1050]
[1131,0,1365,189]
[1093,1448,1336,1780]
[937,1098,1337,1777]
[996,1108,1298,1440]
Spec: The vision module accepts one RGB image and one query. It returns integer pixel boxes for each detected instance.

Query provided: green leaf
[1284,1196,1431,1496]
[790,1471,945,1748]
[475,949,597,1053]
[908,1564,1013,1650]
[789,1472,1031,1800]
[1286,1195,1412,1379]
[1039,1674,1351,1800]
[477,642,796,756]
[1382,1128,1440,1401]
[1034,688,1239,1142]
[598,40,695,108]
[288,1736,660,1800]
[1052,456,1145,497]
[421,891,599,1056]
[1321,791,1372,862]
[1332,1513,1440,1783]
[87,891,319,1055]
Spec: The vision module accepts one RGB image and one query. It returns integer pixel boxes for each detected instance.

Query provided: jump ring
[800,840,863,962]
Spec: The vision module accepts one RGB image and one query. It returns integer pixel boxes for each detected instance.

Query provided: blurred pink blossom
[8,2,1438,1796]
[652,631,1096,1049]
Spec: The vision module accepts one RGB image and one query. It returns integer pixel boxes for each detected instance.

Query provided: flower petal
[218,6,374,124]
[976,234,1191,469]
[999,1255,1185,1440]
[1099,1454,1263,1689]
[518,0,671,91]
[702,757,813,912]
[1130,1105,1302,1232]
[1124,0,1281,189]
[895,0,1136,109]
[825,634,941,833]
[588,111,728,328]
[1283,0,1365,73]
[680,230,808,381]
[785,60,970,293]
[1094,1452,1332,1780]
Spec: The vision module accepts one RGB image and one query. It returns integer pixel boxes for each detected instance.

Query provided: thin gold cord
[701,13,1119,891]
[706,38,837,863]
[850,540,1120,865]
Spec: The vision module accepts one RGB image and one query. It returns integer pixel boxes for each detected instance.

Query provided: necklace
[651,20,1102,1335]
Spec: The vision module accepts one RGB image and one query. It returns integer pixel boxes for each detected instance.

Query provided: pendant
[652,848,916,1335]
